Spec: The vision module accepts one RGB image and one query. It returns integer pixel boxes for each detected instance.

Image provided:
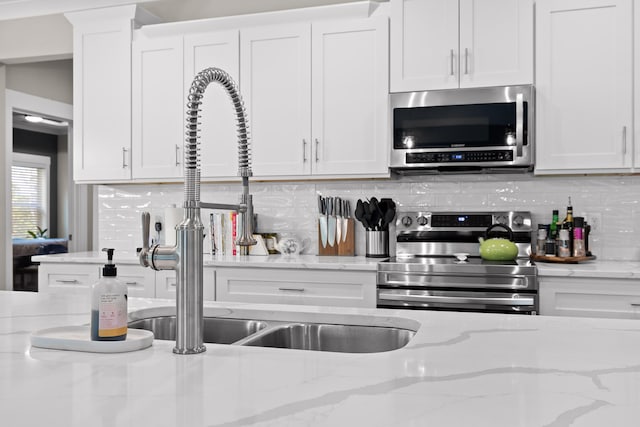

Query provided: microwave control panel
[406,150,513,164]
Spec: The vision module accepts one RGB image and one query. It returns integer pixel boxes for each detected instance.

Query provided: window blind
[12,161,48,239]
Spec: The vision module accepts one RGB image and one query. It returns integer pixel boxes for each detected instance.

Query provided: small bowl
[453,253,469,262]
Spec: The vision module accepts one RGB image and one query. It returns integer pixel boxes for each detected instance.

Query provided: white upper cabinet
[390,0,533,92]
[185,31,240,179]
[311,17,389,176]
[535,0,633,174]
[66,6,159,182]
[240,24,312,177]
[241,16,389,178]
[131,35,184,180]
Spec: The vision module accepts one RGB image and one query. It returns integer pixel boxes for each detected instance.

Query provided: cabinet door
[458,0,533,88]
[240,24,312,177]
[131,35,184,180]
[390,0,459,92]
[185,31,240,179]
[311,17,389,176]
[70,17,134,181]
[535,0,633,174]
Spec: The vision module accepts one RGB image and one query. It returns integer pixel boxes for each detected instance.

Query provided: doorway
[3,90,90,290]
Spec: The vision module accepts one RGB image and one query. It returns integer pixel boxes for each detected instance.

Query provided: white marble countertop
[33,251,640,278]
[32,251,380,271]
[3,291,640,426]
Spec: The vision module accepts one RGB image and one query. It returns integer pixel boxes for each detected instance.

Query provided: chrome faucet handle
[140,212,151,267]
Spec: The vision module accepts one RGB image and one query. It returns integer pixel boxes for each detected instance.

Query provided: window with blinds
[12,153,50,239]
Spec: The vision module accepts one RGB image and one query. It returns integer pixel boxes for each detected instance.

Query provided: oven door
[377,287,538,315]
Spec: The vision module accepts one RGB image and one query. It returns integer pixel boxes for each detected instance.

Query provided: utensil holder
[366,230,389,258]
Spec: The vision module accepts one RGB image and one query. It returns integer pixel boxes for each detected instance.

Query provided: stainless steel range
[377,211,538,314]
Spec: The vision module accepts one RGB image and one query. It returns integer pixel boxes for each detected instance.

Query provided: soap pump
[91,248,128,341]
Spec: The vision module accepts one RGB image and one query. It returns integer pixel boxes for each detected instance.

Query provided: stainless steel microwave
[389,85,534,173]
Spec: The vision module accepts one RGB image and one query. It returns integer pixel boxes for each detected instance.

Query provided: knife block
[317,219,355,256]
[338,219,355,256]
[318,223,338,256]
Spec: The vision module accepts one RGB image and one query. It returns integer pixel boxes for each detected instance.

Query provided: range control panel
[406,150,514,164]
[398,211,532,232]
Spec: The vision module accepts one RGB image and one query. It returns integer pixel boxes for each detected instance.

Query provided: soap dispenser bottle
[91,248,128,341]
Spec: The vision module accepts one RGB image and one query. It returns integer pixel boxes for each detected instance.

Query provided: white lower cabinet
[39,263,163,299]
[540,276,640,319]
[215,267,376,308]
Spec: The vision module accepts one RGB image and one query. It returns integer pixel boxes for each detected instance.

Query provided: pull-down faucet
[139,67,255,354]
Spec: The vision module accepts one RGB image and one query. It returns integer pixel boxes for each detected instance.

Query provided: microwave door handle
[515,93,524,157]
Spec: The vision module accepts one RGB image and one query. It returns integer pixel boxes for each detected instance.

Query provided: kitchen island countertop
[2,290,640,426]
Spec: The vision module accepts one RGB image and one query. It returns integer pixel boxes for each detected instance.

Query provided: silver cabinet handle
[622,126,627,155]
[449,49,455,76]
[278,287,305,292]
[56,279,79,284]
[175,144,180,166]
[303,139,307,162]
[125,281,139,286]
[630,303,640,307]
[464,48,469,74]
[122,147,129,168]
[315,138,319,162]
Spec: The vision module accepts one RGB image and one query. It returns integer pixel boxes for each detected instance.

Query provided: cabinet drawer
[39,264,99,295]
[155,269,215,301]
[540,276,640,319]
[115,265,155,298]
[216,268,376,308]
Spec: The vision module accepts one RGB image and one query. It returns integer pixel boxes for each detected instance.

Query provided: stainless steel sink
[237,323,415,353]
[128,307,417,353]
[128,316,268,344]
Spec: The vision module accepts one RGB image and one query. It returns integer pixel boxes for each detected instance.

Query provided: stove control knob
[416,216,428,226]
[401,216,413,227]
[495,215,508,225]
[513,214,524,227]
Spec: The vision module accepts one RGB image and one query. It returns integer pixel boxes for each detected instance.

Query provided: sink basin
[238,323,415,353]
[128,316,268,344]
[128,307,418,353]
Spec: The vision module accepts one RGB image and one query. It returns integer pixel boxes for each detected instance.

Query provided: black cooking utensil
[355,199,368,230]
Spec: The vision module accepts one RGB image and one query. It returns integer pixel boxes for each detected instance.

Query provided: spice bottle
[573,217,586,257]
[563,197,574,255]
[536,224,548,256]
[557,226,571,257]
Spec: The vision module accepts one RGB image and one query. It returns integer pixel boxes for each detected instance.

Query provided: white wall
[6,60,73,105]
[98,173,640,261]
[0,14,72,63]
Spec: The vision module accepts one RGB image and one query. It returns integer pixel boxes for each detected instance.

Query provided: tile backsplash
[98,173,640,261]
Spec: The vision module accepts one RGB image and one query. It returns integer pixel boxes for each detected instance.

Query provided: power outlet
[585,212,602,233]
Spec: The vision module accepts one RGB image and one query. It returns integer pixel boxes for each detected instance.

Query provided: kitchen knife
[327,197,336,247]
[318,195,328,248]
[335,197,342,244]
[341,199,349,243]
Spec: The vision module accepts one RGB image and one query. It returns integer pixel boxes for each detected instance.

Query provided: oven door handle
[378,292,535,306]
